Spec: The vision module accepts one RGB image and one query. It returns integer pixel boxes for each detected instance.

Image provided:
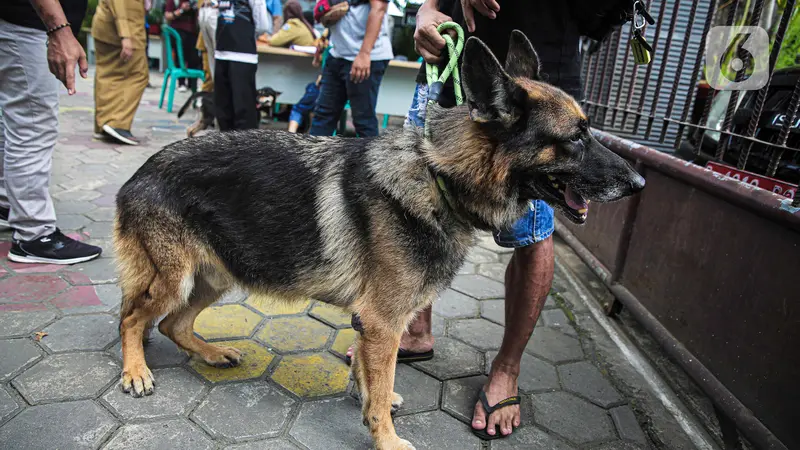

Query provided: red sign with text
[705,161,796,199]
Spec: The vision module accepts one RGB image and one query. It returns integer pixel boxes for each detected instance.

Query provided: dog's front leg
[353,310,414,450]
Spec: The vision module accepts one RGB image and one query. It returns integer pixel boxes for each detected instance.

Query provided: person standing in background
[308,0,393,137]
[165,0,201,92]
[0,0,103,264]
[197,0,218,83]
[214,0,269,130]
[91,0,150,145]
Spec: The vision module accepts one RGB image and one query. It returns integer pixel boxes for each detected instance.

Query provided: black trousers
[214,59,258,131]
[174,28,200,90]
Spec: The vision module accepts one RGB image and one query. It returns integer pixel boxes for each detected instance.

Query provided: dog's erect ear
[462,37,525,125]
[505,30,541,80]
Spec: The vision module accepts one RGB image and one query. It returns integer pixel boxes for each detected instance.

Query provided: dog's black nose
[630,173,646,193]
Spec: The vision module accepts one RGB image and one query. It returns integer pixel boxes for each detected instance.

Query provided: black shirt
[416,0,583,105]
[1,0,88,36]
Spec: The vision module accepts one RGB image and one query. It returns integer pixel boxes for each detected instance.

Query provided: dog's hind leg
[158,268,242,368]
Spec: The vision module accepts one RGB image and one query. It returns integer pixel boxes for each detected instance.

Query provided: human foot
[472,364,521,438]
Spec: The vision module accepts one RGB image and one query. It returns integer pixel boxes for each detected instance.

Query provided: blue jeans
[289,81,321,125]
[309,56,389,137]
[405,84,554,247]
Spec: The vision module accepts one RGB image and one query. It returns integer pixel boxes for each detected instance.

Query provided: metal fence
[580,0,800,207]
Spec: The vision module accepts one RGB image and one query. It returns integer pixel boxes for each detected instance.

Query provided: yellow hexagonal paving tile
[189,339,275,382]
[308,302,352,328]
[330,328,358,357]
[255,316,333,353]
[271,352,350,397]
[194,304,263,340]
[245,294,311,316]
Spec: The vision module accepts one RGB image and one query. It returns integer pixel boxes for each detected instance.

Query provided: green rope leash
[424,22,465,138]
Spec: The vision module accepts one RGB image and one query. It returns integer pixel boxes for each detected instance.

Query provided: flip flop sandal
[345,348,435,366]
[471,389,521,440]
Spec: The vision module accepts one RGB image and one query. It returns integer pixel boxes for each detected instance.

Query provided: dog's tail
[177,91,204,119]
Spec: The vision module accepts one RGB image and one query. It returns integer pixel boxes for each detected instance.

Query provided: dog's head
[256,87,281,116]
[460,31,645,223]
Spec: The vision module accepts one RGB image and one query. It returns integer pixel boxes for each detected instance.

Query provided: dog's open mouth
[536,175,589,223]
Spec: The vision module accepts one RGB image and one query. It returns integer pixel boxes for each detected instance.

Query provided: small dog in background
[177,87,281,137]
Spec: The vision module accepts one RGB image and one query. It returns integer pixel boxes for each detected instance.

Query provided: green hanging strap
[424,22,465,138]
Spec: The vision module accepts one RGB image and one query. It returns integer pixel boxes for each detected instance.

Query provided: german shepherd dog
[114,31,644,449]
[176,87,281,137]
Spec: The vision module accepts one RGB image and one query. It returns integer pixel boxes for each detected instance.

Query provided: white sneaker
[178,85,188,93]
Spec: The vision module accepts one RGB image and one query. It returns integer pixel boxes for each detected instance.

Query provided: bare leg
[346,306,434,362]
[472,236,554,436]
[288,120,300,133]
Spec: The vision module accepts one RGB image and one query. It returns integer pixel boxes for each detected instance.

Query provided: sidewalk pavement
[0,71,701,450]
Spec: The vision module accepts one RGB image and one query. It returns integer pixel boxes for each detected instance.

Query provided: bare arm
[358,0,388,58]
[28,0,88,94]
[272,14,282,34]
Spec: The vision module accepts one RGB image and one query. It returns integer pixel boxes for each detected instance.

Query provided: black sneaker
[102,124,139,146]
[0,206,9,229]
[9,229,102,265]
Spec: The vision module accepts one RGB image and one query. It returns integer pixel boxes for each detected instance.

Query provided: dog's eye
[569,136,584,146]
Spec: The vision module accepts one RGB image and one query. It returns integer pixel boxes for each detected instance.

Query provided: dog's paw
[203,345,242,368]
[120,365,155,398]
[390,392,404,415]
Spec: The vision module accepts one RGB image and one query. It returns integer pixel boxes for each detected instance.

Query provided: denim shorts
[406,83,554,248]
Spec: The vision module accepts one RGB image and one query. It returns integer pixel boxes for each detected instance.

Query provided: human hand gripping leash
[424,22,465,138]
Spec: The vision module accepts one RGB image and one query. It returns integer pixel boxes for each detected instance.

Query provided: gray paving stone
[492,426,576,450]
[555,290,589,313]
[525,327,584,364]
[57,214,92,231]
[104,418,214,450]
[102,367,205,419]
[0,386,20,423]
[476,236,514,254]
[610,406,647,445]
[559,361,623,408]
[0,339,42,382]
[54,284,121,314]
[411,337,483,380]
[481,299,505,325]
[432,289,479,319]
[53,189,102,202]
[442,375,486,423]
[590,441,647,450]
[218,287,249,304]
[226,439,300,449]
[545,294,558,309]
[465,246,498,264]
[485,351,559,393]
[450,274,505,300]
[110,330,190,367]
[457,262,476,275]
[476,262,507,282]
[40,314,118,352]
[191,382,296,441]
[530,391,616,445]
[83,220,114,239]
[55,200,97,215]
[86,207,116,222]
[62,258,119,284]
[431,313,446,336]
[542,309,578,337]
[394,410,482,450]
[13,352,119,404]
[0,400,117,450]
[393,364,441,415]
[289,396,372,450]
[449,318,505,351]
[0,310,57,337]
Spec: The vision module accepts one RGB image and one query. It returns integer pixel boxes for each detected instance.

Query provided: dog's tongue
[564,186,588,212]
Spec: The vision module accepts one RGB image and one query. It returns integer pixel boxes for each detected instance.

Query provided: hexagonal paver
[412,337,483,380]
[194,305,263,340]
[40,313,118,352]
[50,284,120,314]
[525,327,584,364]
[86,206,115,221]
[190,340,274,382]
[103,417,214,450]
[610,406,647,445]
[392,364,441,415]
[477,262,507,282]
[465,246,498,264]
[61,257,119,284]
[481,299,505,325]
[55,200,96,215]
[246,295,310,315]
[559,361,623,408]
[12,352,119,404]
[289,396,372,450]
[394,410,482,450]
[226,440,300,450]
[82,220,114,238]
[0,274,68,304]
[449,318,505,351]
[485,351,559,393]
[330,327,357,358]
[450,274,505,300]
[256,316,332,353]
[0,386,20,423]
[442,375,486,423]
[5,261,64,274]
[433,289,479,319]
[191,382,296,441]
[458,262,476,275]
[54,189,102,202]
[0,310,56,337]
[102,367,205,419]
[530,391,616,445]
[110,330,189,367]
[542,308,577,337]
[432,313,446,336]
[218,287,249,304]
[0,338,42,382]
[492,426,577,450]
[271,352,349,397]
[308,302,352,328]
[57,213,93,230]
[0,400,117,449]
